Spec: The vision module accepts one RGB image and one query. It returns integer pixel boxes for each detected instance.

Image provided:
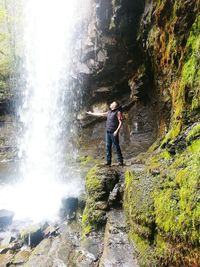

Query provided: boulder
[0,240,22,254]
[0,253,13,267]
[20,224,44,248]
[60,197,78,219]
[0,209,14,230]
[0,232,15,246]
[82,165,120,235]
[43,225,60,238]
[11,250,30,265]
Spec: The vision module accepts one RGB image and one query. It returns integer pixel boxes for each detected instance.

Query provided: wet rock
[0,232,15,246]
[43,225,60,238]
[95,201,108,211]
[25,226,75,266]
[99,210,139,267]
[0,253,13,267]
[0,240,23,254]
[24,238,54,266]
[108,183,122,208]
[11,250,30,265]
[78,194,87,211]
[70,231,104,267]
[0,209,14,230]
[60,197,78,219]
[20,224,44,247]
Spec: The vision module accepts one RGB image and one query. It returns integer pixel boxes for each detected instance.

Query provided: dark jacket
[106,107,122,133]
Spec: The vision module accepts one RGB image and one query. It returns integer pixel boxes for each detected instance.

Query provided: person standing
[86,101,124,166]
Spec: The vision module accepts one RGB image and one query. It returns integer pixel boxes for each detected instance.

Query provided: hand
[113,130,118,136]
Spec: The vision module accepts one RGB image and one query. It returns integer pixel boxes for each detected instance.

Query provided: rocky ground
[0,164,142,267]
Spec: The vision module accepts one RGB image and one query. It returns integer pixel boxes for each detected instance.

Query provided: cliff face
[140,0,199,141]
[80,0,200,266]
[122,0,200,266]
[79,0,158,159]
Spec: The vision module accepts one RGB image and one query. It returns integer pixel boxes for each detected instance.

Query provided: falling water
[0,0,92,222]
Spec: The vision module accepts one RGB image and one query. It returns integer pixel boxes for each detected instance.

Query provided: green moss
[124,124,200,264]
[128,232,156,267]
[82,203,105,236]
[124,170,134,188]
[82,206,92,236]
[82,167,103,236]
[160,150,171,160]
[82,165,118,236]
[78,155,95,166]
[153,143,200,244]
[188,139,200,153]
[154,188,179,234]
[85,166,102,194]
[160,16,200,146]
[146,149,171,174]
[123,169,160,265]
[175,16,200,115]
[186,123,200,143]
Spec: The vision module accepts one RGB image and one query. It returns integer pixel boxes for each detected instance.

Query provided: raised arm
[86,111,108,117]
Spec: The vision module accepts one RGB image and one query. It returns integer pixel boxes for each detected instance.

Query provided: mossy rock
[82,165,119,236]
[123,169,159,266]
[85,165,120,201]
[186,122,200,143]
[12,250,30,265]
[124,133,200,266]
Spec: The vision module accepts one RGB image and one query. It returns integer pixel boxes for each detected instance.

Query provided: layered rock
[77,0,158,160]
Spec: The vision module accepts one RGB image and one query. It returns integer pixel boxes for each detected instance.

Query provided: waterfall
[0,0,92,222]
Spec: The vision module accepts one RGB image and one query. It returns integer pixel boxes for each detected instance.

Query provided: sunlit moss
[85,166,102,194]
[78,155,95,166]
[188,139,200,153]
[186,123,200,143]
[153,143,200,244]
[128,232,156,267]
[124,130,200,264]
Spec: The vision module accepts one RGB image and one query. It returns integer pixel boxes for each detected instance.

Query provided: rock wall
[122,0,200,266]
[78,0,158,160]
[139,0,199,141]
[80,0,200,266]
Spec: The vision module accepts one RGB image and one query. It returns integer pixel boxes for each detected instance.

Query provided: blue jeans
[106,131,123,164]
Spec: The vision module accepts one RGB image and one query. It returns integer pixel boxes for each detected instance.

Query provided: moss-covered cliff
[139,0,199,141]
[123,0,200,266]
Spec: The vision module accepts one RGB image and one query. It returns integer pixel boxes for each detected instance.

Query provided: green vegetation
[82,165,119,237]
[78,155,97,166]
[161,16,200,145]
[186,123,200,143]
[0,3,14,104]
[124,169,159,266]
[124,139,200,265]
[82,166,106,236]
